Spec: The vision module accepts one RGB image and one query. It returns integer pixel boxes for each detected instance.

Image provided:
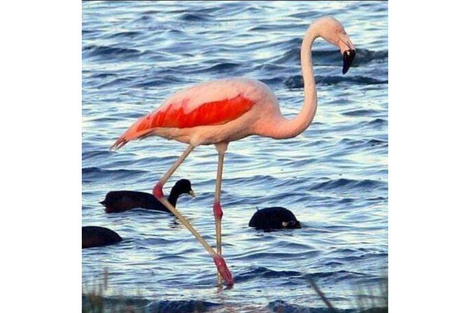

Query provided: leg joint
[153,182,164,199]
[213,201,223,219]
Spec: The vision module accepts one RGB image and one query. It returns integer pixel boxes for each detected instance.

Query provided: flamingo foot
[213,255,233,286]
[213,201,223,220]
[153,182,164,199]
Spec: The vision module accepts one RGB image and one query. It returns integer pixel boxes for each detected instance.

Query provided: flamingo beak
[338,32,355,74]
[343,50,356,75]
[342,49,356,74]
[189,190,196,198]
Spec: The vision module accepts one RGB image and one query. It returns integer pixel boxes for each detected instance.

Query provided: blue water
[82,1,388,311]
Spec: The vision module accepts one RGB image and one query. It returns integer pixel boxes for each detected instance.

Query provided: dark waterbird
[100,179,194,213]
[249,207,301,231]
[82,226,122,248]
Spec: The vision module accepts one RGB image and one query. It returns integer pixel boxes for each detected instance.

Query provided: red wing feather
[111,94,254,150]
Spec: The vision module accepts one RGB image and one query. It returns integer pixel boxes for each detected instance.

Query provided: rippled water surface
[82,1,388,311]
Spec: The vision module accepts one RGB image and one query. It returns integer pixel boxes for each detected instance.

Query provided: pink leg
[153,145,195,198]
[153,144,233,286]
[214,143,229,285]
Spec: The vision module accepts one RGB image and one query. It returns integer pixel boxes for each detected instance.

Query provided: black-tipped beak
[342,49,356,74]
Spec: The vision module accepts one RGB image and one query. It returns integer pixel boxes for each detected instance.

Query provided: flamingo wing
[111,79,257,150]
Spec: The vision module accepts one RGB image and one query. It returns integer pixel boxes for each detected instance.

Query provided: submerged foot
[213,255,233,287]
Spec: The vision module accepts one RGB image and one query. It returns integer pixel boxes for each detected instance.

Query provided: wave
[235,266,302,283]
[304,270,369,282]
[338,138,388,148]
[248,24,281,32]
[82,150,111,161]
[267,300,356,313]
[146,300,219,313]
[82,167,147,183]
[235,266,376,287]
[184,62,242,75]
[354,48,388,65]
[365,118,388,128]
[206,62,241,72]
[368,138,388,147]
[341,109,381,117]
[285,75,387,88]
[133,75,187,88]
[310,178,385,191]
[129,15,156,27]
[89,72,118,79]
[82,45,143,60]
[83,296,219,313]
[97,77,135,89]
[105,31,142,39]
[275,48,388,65]
[179,12,213,22]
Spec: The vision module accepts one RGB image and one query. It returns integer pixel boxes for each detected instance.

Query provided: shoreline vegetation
[82,268,388,313]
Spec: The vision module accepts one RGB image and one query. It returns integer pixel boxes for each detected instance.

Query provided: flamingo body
[112,78,280,149]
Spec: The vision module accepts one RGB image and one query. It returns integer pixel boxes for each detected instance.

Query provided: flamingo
[111,16,355,287]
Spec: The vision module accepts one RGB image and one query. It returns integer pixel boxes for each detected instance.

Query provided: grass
[82,268,388,313]
[305,274,388,313]
[82,268,148,313]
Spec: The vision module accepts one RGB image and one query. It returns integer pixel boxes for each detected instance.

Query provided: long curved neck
[275,24,319,139]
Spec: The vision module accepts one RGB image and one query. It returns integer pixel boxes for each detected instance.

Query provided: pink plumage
[111,78,281,149]
[110,17,356,287]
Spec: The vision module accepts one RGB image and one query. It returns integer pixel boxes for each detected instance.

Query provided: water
[82,1,388,311]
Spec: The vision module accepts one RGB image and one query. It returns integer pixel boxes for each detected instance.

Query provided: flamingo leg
[214,143,228,285]
[153,145,195,193]
[153,144,233,286]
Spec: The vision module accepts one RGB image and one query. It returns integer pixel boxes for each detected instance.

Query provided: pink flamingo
[111,16,355,287]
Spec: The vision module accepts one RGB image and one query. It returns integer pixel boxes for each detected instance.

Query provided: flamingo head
[315,16,356,74]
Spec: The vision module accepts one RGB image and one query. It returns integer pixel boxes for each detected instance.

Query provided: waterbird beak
[342,49,355,74]
[189,190,196,198]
